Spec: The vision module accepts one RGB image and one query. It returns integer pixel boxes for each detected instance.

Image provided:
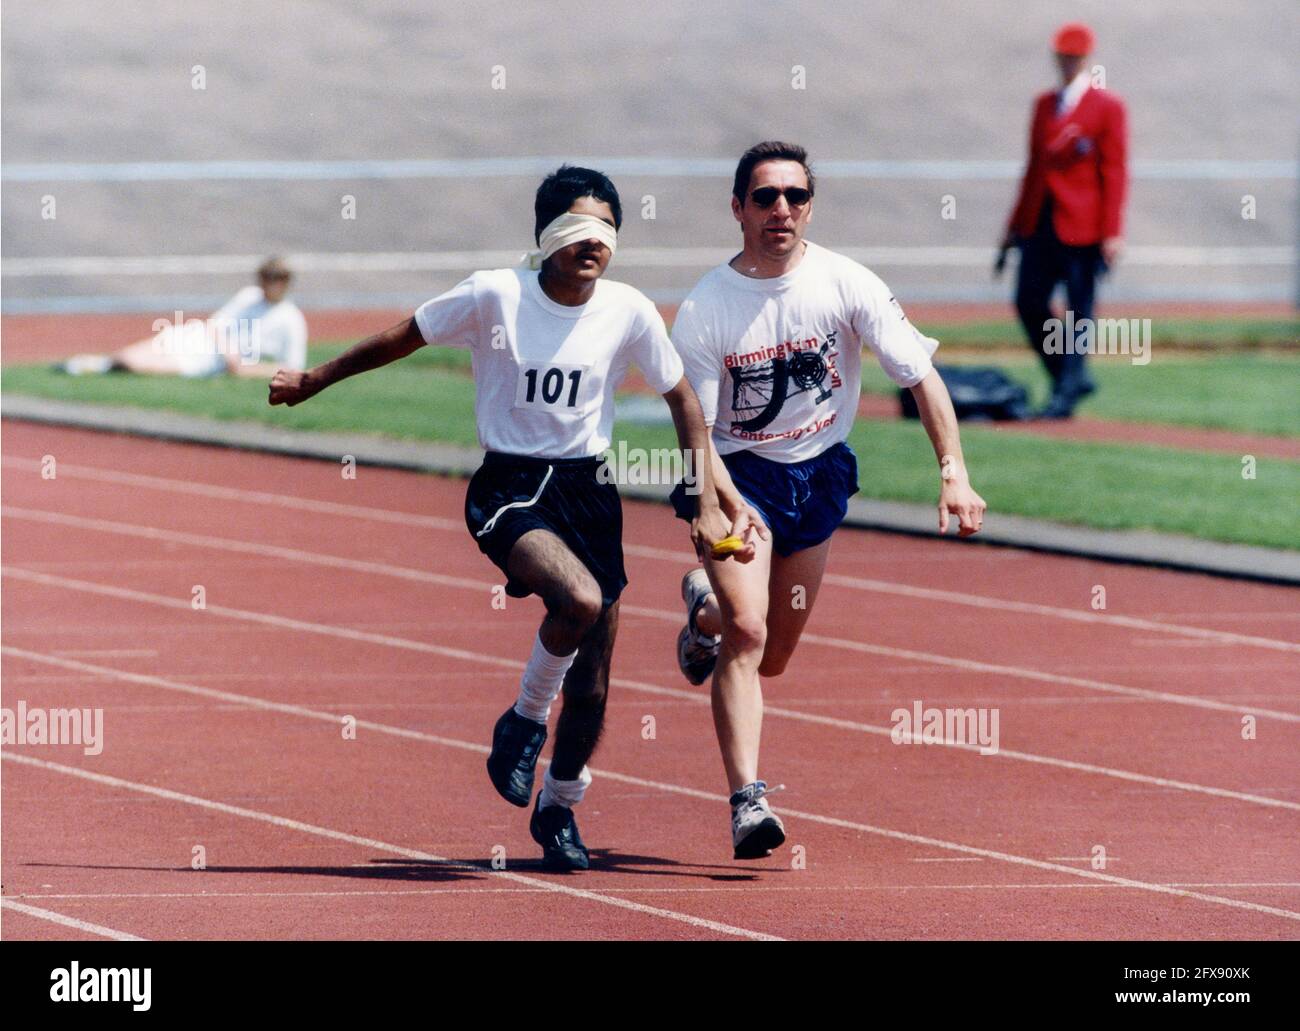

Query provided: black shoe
[1037,377,1096,420]
[1034,393,1078,420]
[529,796,590,871]
[486,707,547,807]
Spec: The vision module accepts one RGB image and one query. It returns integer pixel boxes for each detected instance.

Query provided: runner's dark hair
[732,141,816,205]
[535,166,623,243]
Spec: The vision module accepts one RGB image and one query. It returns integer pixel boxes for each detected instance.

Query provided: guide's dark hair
[732,141,816,205]
[534,165,623,243]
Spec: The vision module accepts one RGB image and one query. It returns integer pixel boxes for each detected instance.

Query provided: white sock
[513,632,577,723]
[538,765,592,810]
[63,354,114,375]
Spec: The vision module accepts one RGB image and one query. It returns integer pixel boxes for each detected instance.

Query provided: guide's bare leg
[758,538,831,678]
[700,535,831,788]
[702,536,773,792]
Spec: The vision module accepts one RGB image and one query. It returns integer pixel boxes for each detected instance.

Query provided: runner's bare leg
[506,529,605,656]
[505,528,618,777]
[551,602,618,778]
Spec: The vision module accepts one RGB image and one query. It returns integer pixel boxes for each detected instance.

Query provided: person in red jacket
[999,22,1128,418]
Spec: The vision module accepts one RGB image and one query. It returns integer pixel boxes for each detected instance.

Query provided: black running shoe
[529,796,590,872]
[486,707,547,807]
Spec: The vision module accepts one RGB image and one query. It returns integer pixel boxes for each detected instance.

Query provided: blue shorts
[671,442,859,557]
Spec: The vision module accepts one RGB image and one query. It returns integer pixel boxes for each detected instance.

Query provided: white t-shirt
[156,286,309,376]
[207,285,309,369]
[211,286,309,369]
[414,268,684,459]
[672,241,938,463]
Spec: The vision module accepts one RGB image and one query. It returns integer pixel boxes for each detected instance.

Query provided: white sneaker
[677,569,720,685]
[58,354,114,375]
[730,781,786,859]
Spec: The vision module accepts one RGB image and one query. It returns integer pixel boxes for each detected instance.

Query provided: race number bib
[514,362,591,412]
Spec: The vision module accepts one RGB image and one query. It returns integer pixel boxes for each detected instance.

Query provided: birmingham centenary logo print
[726,330,843,431]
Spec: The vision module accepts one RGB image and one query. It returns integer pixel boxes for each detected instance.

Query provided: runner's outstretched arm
[907,368,987,536]
[268,317,425,407]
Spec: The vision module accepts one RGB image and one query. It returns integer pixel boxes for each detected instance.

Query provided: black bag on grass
[899,364,1030,422]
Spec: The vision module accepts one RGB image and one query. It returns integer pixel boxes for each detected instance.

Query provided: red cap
[1053,22,1095,56]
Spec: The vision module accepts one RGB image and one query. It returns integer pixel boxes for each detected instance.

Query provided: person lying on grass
[59,257,307,380]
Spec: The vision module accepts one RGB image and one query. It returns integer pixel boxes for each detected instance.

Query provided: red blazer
[1007,86,1128,246]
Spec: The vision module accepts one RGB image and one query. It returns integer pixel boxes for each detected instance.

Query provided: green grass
[621,417,1299,550]
[860,353,1300,437]
[5,352,1296,550]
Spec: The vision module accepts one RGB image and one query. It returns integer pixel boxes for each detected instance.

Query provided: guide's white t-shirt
[672,242,938,463]
[415,269,684,459]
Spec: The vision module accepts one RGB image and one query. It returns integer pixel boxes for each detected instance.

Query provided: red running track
[2,421,1298,940]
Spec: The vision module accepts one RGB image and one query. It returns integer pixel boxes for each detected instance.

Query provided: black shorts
[464,451,627,607]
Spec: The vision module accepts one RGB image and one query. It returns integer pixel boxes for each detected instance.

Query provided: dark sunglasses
[749,186,811,208]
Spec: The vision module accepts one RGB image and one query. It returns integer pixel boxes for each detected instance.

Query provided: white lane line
[1,752,780,942]
[911,858,984,862]
[52,649,158,658]
[3,156,1293,182]
[818,574,1300,655]
[14,643,1298,815]
[0,457,463,531]
[789,630,1300,724]
[2,566,522,670]
[4,246,1294,277]
[11,883,1300,900]
[8,569,1300,812]
[7,456,1294,654]
[2,645,514,752]
[2,506,485,592]
[5,504,1297,725]
[8,729,1300,926]
[0,898,147,941]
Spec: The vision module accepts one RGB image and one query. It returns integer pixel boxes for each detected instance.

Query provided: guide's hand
[719,505,769,564]
[939,478,986,537]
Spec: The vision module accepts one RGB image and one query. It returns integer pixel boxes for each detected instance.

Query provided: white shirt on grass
[671,241,938,463]
[161,286,309,376]
[209,286,309,370]
[415,268,685,459]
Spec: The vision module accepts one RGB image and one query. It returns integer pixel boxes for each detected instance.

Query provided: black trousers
[1014,202,1103,397]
